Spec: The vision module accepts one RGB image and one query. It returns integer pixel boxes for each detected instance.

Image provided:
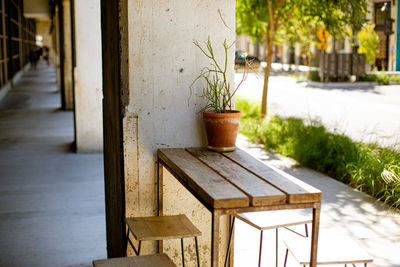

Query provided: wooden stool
[125,214,201,267]
[283,232,373,266]
[225,210,312,267]
[93,253,177,267]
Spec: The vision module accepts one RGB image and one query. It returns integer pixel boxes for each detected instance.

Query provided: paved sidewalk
[0,63,106,266]
[235,135,400,267]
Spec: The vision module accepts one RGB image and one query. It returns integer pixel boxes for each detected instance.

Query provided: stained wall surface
[122,1,236,265]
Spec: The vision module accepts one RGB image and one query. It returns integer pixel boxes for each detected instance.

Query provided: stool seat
[236,210,312,230]
[126,214,201,241]
[125,214,201,267]
[225,210,311,267]
[283,232,373,266]
[93,254,177,267]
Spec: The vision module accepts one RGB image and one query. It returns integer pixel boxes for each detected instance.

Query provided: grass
[287,71,320,82]
[290,71,400,85]
[361,73,400,85]
[236,97,400,210]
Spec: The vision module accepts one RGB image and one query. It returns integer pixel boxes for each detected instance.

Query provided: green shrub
[237,97,400,209]
[361,73,400,85]
[236,97,260,119]
[357,24,379,65]
[308,71,320,82]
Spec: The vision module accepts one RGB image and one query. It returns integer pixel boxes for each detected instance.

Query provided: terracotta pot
[203,110,241,152]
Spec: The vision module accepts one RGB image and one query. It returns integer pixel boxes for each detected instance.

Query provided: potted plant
[190,38,248,152]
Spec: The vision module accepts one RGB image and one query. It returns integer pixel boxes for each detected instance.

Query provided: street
[236,72,400,148]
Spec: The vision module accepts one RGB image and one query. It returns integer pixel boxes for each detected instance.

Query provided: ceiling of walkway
[23,0,50,19]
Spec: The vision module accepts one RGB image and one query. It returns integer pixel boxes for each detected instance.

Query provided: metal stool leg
[284,224,309,238]
[283,248,289,267]
[137,241,142,255]
[195,236,200,267]
[275,228,279,267]
[224,217,235,267]
[126,228,142,256]
[125,228,129,256]
[181,238,185,267]
[305,224,309,237]
[258,230,264,267]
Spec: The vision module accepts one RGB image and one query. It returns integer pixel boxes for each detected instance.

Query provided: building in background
[236,0,400,72]
[368,0,398,70]
[0,0,36,92]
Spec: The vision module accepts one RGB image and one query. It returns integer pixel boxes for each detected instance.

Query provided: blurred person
[43,46,51,66]
[29,47,42,69]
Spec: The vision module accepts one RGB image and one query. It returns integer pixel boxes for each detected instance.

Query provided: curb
[303,81,380,89]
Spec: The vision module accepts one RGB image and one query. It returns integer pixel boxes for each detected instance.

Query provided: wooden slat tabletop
[222,148,321,203]
[187,148,286,206]
[158,148,321,210]
[158,148,249,209]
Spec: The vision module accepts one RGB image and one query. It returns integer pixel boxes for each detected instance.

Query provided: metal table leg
[212,211,221,267]
[310,203,321,267]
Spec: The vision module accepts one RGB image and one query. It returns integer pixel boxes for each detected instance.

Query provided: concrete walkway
[235,136,400,267]
[0,63,106,266]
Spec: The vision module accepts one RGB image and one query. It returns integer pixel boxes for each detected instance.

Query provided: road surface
[235,73,400,148]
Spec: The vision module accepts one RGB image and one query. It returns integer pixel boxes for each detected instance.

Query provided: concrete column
[53,6,62,94]
[73,0,103,152]
[62,0,74,110]
[122,1,235,265]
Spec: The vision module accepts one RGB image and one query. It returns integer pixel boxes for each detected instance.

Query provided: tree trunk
[261,41,274,117]
[262,0,283,117]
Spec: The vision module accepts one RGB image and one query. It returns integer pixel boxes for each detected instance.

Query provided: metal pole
[396,2,400,70]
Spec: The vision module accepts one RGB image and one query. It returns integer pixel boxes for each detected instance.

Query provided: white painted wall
[123,0,235,266]
[73,0,103,152]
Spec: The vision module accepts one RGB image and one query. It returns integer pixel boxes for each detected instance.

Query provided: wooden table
[157,148,322,267]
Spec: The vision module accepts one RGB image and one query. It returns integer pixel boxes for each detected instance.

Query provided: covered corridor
[0,62,106,266]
